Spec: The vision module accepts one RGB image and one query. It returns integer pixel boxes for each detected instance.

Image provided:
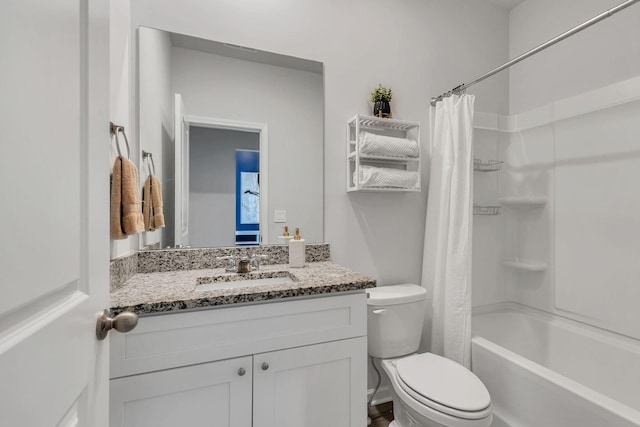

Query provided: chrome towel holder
[110,122,131,159]
[142,150,156,176]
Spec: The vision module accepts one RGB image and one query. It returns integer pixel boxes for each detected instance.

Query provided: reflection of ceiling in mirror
[169,32,323,75]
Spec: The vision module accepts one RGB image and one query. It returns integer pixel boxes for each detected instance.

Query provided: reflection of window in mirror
[236,149,259,246]
[240,172,259,224]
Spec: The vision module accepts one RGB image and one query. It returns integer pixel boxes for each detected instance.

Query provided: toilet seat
[395,353,492,420]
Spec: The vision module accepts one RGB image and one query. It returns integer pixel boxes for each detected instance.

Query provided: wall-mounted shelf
[474,205,501,216]
[347,115,421,192]
[501,258,547,272]
[474,159,503,172]
[351,115,418,131]
[499,196,547,208]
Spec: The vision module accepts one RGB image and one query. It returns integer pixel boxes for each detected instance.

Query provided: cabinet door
[253,337,367,427]
[110,356,252,427]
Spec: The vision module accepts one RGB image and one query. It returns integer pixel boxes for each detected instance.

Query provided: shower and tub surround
[472,304,640,427]
[109,246,375,427]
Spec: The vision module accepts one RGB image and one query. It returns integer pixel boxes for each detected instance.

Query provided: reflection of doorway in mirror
[188,126,263,247]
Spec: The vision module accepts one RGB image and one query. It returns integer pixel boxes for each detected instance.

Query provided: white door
[174,93,190,247]
[253,338,367,427]
[110,356,253,427]
[0,1,110,426]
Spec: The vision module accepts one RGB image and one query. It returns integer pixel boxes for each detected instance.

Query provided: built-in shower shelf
[501,258,547,272]
[474,205,501,216]
[499,196,547,207]
[474,159,503,172]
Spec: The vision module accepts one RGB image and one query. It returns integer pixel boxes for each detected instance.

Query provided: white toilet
[367,284,492,427]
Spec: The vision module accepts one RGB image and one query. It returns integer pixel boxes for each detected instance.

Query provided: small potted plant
[369,84,392,118]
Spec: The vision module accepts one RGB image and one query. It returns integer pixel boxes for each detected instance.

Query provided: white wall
[110,0,138,258]
[171,47,324,244]
[502,0,640,340]
[509,0,640,114]
[131,0,510,285]
[138,27,174,249]
[189,127,260,247]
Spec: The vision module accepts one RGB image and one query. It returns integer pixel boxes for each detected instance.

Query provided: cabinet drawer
[110,292,366,378]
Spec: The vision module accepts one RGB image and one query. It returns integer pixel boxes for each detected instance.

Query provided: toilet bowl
[367,284,492,427]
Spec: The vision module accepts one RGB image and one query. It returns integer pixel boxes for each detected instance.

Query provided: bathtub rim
[471,303,640,424]
[473,301,640,354]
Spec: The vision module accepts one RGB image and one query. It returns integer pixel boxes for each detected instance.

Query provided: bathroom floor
[368,402,394,427]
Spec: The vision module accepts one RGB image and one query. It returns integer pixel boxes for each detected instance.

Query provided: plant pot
[373,101,391,118]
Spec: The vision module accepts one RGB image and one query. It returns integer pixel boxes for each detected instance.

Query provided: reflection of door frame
[183,115,269,244]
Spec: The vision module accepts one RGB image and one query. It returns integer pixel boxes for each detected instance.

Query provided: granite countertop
[110,261,376,315]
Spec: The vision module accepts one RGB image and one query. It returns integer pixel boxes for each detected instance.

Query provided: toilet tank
[367,284,427,359]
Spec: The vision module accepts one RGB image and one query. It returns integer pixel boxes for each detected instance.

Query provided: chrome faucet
[249,254,269,271]
[216,256,238,273]
[217,254,267,273]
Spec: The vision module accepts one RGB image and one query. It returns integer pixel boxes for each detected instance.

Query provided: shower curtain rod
[430,0,640,106]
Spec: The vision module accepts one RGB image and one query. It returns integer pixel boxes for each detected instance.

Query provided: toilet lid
[396,353,491,414]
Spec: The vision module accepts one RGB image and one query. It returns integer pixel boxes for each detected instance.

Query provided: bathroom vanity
[108,254,375,427]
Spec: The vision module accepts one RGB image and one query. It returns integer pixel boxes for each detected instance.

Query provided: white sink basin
[196,272,296,291]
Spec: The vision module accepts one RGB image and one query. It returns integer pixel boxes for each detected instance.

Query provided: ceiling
[482,0,526,10]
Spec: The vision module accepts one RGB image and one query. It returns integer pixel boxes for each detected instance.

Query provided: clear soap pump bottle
[288,227,305,268]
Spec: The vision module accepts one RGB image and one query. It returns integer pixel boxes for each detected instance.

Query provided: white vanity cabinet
[253,338,365,427]
[109,293,367,427]
[110,356,253,427]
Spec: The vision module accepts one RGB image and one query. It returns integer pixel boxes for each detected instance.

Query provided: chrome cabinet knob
[238,367,246,376]
[261,362,269,371]
[96,309,138,340]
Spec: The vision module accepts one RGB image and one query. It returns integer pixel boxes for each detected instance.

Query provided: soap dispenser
[288,228,305,268]
[279,226,294,244]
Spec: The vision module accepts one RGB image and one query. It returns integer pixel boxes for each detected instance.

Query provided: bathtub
[471,303,640,427]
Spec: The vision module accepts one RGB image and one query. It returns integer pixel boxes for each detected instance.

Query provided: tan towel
[143,174,165,231]
[111,156,145,239]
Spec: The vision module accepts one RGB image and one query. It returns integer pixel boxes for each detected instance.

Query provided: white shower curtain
[422,94,475,368]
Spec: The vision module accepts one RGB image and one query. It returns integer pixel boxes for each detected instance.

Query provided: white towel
[355,165,420,189]
[359,131,419,158]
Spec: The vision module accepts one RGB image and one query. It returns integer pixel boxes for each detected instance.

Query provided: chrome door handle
[96,309,138,340]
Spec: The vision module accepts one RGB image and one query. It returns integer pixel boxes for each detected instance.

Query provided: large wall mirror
[138,27,324,248]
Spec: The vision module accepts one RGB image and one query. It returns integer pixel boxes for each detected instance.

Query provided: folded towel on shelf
[111,156,145,239]
[358,131,419,157]
[143,174,165,231]
[355,165,420,189]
